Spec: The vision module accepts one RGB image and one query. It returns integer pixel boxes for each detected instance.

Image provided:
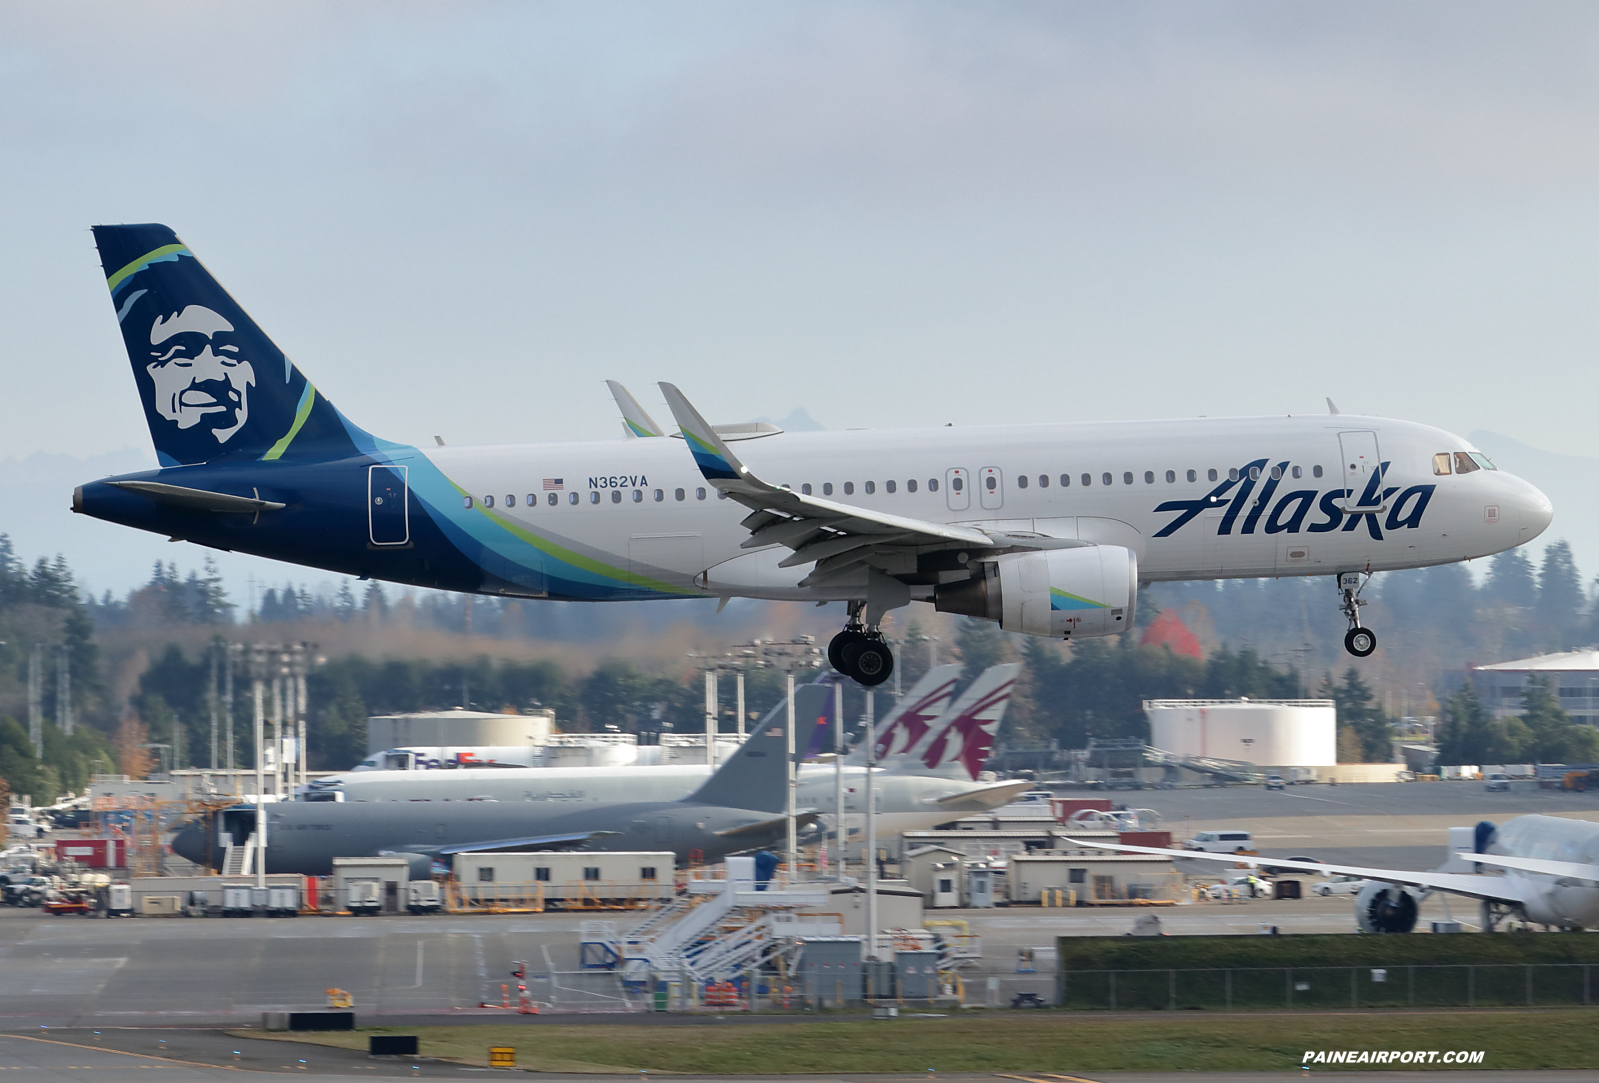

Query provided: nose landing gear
[1339,571,1377,658]
[828,602,895,687]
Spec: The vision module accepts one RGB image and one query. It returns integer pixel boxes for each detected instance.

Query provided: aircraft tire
[828,629,867,673]
[842,638,894,687]
[1344,627,1377,658]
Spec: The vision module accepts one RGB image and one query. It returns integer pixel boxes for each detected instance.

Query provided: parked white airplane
[306,668,1031,837]
[1088,815,1599,932]
[79,226,1554,686]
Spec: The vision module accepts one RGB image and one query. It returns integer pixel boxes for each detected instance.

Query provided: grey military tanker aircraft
[173,686,827,877]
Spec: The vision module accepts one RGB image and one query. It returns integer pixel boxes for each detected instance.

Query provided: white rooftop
[1474,651,1599,673]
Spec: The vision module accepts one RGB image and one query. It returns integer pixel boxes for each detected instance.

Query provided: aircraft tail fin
[686,683,829,813]
[606,380,665,438]
[92,224,373,467]
[918,663,1022,780]
[859,664,963,769]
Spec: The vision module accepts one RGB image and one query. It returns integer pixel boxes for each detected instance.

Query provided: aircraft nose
[171,824,206,866]
[1511,476,1554,544]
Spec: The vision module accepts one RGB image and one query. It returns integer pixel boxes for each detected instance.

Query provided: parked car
[1204,874,1270,900]
[1313,875,1372,897]
[1484,772,1511,792]
[1265,774,1286,790]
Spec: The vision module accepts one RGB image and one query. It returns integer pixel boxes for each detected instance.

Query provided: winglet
[607,380,665,439]
[658,382,748,483]
[1326,397,1341,415]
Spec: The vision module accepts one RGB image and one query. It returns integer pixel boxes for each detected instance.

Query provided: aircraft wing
[1076,840,1539,906]
[1456,852,1599,882]
[607,380,666,439]
[657,383,1086,587]
[435,830,619,855]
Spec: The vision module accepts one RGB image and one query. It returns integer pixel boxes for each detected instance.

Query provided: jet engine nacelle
[934,545,1137,639]
[1355,882,1419,934]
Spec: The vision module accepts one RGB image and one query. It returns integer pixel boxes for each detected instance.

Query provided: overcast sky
[3,2,1598,593]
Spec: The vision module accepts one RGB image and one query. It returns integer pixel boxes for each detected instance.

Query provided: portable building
[451,851,674,909]
[1007,852,1182,905]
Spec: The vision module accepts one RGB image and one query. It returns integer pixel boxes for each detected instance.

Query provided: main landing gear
[1338,571,1377,658]
[828,602,895,687]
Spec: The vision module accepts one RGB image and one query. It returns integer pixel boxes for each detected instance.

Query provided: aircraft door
[368,465,409,545]
[945,468,970,511]
[1338,431,1382,510]
[978,467,1004,510]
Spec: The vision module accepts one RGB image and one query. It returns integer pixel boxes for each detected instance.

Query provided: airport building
[1451,651,1599,726]
[366,708,556,753]
[1142,698,1337,769]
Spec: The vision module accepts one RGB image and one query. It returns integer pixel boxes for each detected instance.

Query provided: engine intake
[1355,882,1418,934]
[933,545,1137,639]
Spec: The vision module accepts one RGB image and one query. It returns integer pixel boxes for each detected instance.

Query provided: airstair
[617,857,840,982]
[221,833,258,876]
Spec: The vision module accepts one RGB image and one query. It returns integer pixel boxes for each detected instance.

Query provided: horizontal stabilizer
[104,479,286,513]
[435,831,617,855]
[715,811,821,838]
[924,779,1034,809]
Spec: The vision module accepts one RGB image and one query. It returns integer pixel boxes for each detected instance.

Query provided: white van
[1184,830,1254,853]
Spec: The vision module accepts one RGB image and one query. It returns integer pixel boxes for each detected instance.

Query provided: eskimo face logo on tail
[145,305,255,443]
[921,680,1016,780]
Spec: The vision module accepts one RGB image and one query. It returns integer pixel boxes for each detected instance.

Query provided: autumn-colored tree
[113,709,153,780]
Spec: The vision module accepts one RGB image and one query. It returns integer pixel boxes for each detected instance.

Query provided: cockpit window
[1454,452,1480,475]
[1470,452,1497,471]
[1432,453,1452,476]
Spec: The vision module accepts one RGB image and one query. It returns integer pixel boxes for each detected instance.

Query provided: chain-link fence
[1061,963,1599,1010]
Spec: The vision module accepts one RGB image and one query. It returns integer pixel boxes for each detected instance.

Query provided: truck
[345,878,382,915]
[1287,768,1318,785]
[407,880,442,914]
[105,882,133,917]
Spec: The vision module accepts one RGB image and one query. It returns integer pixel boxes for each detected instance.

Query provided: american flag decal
[543,479,564,490]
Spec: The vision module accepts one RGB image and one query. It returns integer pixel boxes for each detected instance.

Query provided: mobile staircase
[615,856,840,984]
[221,833,258,875]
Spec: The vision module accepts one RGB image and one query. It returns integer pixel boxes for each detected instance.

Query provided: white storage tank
[366,709,555,754]
[1143,698,1336,768]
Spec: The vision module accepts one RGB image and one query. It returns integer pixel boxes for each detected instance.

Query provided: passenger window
[696,487,706,500]
[630,489,640,502]
[611,490,622,504]
[885,480,896,493]
[907,479,917,493]
[1268,466,1281,481]
[1103,472,1113,486]
[1248,467,1260,481]
[653,489,663,502]
[463,496,473,509]
[1291,467,1302,480]
[844,482,855,495]
[527,493,536,506]
[505,494,515,507]
[1165,470,1175,483]
[928,479,938,492]
[802,483,812,495]
[1082,473,1091,487]
[484,495,494,508]
[675,488,685,501]
[1433,453,1452,475]
[568,492,578,505]
[951,478,961,492]
[864,481,875,494]
[1186,470,1196,482]
[1038,475,1048,488]
[1454,452,1480,474]
[1122,472,1133,485]
[589,492,600,504]
[1312,465,1323,478]
[1060,474,1070,487]
[823,483,834,496]
[1145,471,1155,484]
[1228,468,1239,481]
[547,492,558,506]
[1207,469,1218,482]
[1016,475,1028,489]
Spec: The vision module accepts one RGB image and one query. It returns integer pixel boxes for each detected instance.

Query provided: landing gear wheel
[828,629,868,673]
[842,638,894,687]
[1344,627,1377,658]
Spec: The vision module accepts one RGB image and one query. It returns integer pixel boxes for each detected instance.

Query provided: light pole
[865,689,878,960]
[249,643,268,888]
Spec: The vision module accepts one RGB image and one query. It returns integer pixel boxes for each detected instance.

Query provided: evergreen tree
[1484,549,1537,609]
[1536,541,1583,648]
[1318,668,1393,762]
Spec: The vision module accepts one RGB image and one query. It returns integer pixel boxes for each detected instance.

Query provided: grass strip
[235,1008,1599,1073]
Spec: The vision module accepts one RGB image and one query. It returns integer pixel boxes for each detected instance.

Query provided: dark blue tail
[92,224,372,467]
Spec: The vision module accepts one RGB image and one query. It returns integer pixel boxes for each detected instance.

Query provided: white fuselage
[1492,814,1599,929]
[417,413,1551,600]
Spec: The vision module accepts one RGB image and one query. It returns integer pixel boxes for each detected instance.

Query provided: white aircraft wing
[657,382,1086,586]
[1077,839,1539,906]
[1455,852,1599,882]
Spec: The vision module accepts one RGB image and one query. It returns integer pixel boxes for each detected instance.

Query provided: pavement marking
[0,1033,260,1074]
[997,1073,1104,1083]
[414,939,426,988]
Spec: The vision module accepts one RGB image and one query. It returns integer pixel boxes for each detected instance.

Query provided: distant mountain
[1469,431,1598,580]
[755,407,826,432]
